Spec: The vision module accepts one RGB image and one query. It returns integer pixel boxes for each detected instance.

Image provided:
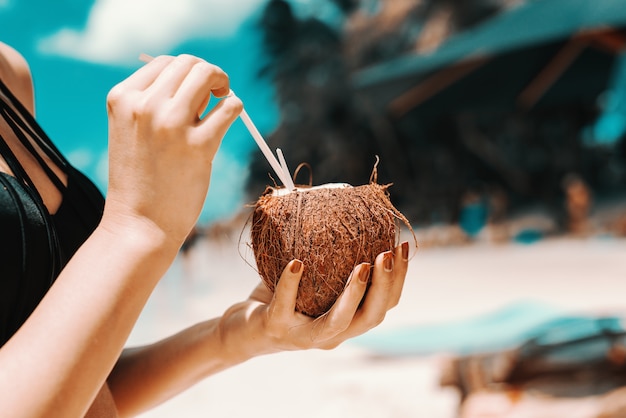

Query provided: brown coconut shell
[250,182,410,318]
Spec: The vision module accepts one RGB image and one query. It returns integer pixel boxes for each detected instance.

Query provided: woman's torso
[0,49,116,417]
[0,77,105,346]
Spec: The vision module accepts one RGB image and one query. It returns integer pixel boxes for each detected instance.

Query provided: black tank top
[0,78,104,346]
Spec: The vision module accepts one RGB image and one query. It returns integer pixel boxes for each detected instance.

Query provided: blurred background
[3,0,626,417]
[1,0,624,235]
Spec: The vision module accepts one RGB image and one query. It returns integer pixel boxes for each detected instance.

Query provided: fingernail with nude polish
[358,263,371,283]
[291,259,303,274]
[383,251,394,272]
[401,241,409,261]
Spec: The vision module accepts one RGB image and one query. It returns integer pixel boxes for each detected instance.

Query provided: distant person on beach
[0,42,409,417]
[563,173,592,236]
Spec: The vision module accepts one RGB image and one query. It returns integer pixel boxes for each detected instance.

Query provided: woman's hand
[102,54,243,247]
[220,241,410,358]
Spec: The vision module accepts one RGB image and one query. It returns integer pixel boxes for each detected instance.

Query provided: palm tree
[247,0,624,228]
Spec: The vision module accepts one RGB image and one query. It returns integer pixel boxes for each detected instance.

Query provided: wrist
[98,204,183,256]
[93,212,182,290]
[217,302,275,364]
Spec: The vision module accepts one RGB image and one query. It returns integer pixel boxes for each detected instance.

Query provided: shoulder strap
[0,78,61,284]
[0,79,68,191]
[0,78,104,217]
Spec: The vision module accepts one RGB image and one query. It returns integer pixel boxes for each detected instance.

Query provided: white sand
[128,234,626,417]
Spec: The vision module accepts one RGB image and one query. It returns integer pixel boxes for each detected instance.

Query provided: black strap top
[0,78,104,346]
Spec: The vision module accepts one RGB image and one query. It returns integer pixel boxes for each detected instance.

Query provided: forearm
[105,244,409,417]
[108,303,267,417]
[0,220,179,418]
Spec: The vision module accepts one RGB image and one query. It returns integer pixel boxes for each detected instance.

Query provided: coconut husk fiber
[250,176,412,318]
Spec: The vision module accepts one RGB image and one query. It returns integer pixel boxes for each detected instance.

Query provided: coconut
[250,180,411,318]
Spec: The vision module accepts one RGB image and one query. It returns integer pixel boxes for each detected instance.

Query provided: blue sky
[0,0,291,224]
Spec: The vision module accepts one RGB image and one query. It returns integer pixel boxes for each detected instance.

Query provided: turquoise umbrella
[353,0,626,119]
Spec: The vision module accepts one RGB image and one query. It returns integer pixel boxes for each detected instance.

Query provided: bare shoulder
[0,42,35,114]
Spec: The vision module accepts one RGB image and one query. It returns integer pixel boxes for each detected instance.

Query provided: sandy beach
[128,232,626,418]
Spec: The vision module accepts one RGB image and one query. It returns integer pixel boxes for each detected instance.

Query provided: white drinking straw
[276,148,295,190]
[138,52,154,63]
[238,108,293,190]
[138,53,294,191]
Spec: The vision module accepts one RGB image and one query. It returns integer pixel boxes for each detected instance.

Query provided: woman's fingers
[194,94,242,151]
[316,263,370,339]
[268,260,303,320]
[174,61,230,117]
[137,54,242,154]
[117,55,175,92]
[128,55,235,123]
[345,242,409,335]
[146,54,202,98]
[388,241,409,308]
[257,243,410,351]
[352,251,395,328]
